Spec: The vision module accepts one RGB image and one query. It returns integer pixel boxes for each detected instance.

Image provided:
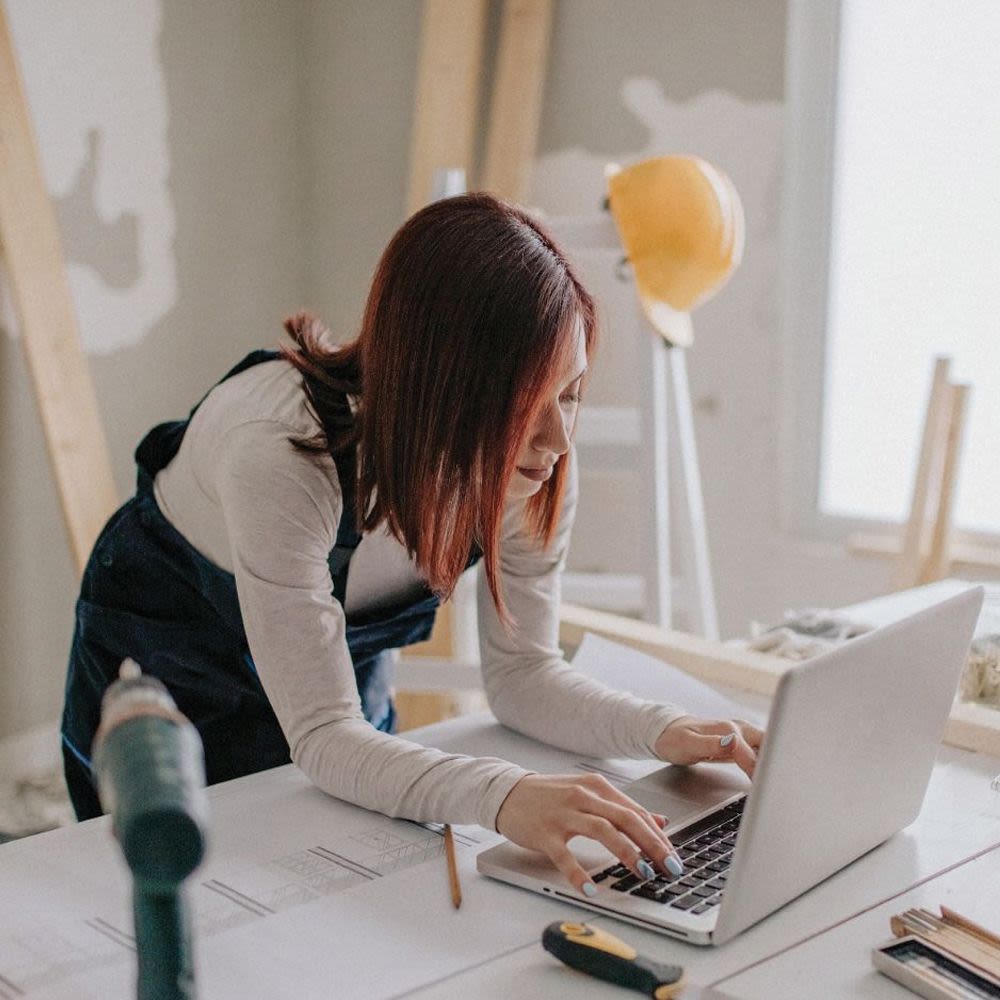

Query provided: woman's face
[507,320,588,500]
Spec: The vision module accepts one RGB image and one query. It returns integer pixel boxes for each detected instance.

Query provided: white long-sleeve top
[153,358,686,830]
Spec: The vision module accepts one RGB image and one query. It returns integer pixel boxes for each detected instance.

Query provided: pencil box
[873,935,1000,999]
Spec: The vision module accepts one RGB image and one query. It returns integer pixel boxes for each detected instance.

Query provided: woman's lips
[517,466,553,482]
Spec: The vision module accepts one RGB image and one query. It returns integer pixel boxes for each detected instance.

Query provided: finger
[548,840,601,898]
[676,727,741,762]
[718,728,759,778]
[674,728,758,780]
[690,719,764,749]
[729,734,757,779]
[736,720,765,750]
[580,797,684,877]
[573,814,654,879]
[684,718,739,737]
[580,777,674,851]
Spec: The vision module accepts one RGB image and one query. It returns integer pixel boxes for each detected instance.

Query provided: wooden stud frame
[558,602,1000,758]
[406,0,489,216]
[0,2,118,573]
[481,0,554,203]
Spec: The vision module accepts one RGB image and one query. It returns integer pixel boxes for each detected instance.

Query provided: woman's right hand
[494,772,684,896]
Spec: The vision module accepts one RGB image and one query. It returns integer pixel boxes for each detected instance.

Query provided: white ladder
[551,213,719,639]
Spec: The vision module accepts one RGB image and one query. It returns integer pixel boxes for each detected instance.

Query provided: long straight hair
[282,193,597,624]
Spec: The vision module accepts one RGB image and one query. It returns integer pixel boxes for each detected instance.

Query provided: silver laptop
[477,586,983,946]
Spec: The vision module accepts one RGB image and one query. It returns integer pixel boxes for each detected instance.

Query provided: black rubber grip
[542,921,685,997]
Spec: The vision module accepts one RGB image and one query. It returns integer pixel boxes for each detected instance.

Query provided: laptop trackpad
[624,763,749,829]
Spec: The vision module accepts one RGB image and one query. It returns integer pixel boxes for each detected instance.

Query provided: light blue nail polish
[720,733,735,748]
[582,881,598,897]
[637,859,655,880]
[666,854,684,876]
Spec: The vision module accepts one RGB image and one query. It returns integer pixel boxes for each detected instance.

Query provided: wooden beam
[481,0,553,203]
[850,533,1000,573]
[406,0,488,216]
[0,1,118,574]
[893,357,951,589]
[945,699,1000,758]
[559,602,790,697]
[559,602,1000,757]
[921,382,969,584]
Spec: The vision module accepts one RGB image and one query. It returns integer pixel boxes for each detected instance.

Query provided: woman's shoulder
[197,359,345,512]
[202,357,320,436]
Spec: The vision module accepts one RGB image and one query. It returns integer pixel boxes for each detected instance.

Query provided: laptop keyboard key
[670,895,699,910]
[661,884,686,897]
[611,874,642,892]
[691,886,715,898]
[631,885,663,901]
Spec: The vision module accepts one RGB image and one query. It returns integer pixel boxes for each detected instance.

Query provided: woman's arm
[480,454,762,891]
[215,420,530,829]
[479,454,688,759]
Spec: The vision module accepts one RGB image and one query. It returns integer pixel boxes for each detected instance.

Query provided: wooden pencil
[940,906,1000,950]
[444,823,462,909]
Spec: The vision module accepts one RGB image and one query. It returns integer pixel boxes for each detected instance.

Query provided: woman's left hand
[653,716,764,780]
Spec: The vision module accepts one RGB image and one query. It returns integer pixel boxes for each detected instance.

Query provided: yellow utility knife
[542,921,686,998]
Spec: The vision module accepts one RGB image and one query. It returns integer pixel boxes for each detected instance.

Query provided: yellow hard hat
[606,156,745,347]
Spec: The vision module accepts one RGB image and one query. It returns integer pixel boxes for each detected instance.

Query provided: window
[782,0,1000,540]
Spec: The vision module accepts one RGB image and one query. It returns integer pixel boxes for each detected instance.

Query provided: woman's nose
[532,402,571,456]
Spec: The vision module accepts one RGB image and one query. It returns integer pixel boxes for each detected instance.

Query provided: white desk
[710,843,1000,999]
[392,740,1000,999]
[1,623,998,998]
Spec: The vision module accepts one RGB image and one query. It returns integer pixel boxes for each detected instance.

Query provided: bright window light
[819,0,1000,533]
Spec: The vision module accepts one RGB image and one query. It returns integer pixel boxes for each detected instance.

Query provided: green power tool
[93,659,209,1000]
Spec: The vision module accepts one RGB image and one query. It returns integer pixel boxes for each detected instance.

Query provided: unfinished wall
[300,0,888,639]
[531,0,798,626]
[0,1,308,741]
[0,1,900,746]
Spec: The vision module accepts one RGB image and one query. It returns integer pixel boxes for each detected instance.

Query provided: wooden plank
[559,602,1000,757]
[481,0,553,203]
[851,531,1000,572]
[945,699,1000,758]
[395,689,487,733]
[558,601,790,697]
[397,602,460,730]
[403,598,457,658]
[921,382,970,584]
[406,0,488,216]
[0,2,118,573]
[893,357,951,589]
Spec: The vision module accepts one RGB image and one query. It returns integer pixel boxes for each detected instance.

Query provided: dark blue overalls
[61,352,463,820]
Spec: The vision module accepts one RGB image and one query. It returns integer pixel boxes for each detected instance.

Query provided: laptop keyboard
[590,798,745,916]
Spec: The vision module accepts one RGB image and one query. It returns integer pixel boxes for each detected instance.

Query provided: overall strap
[306,368,361,601]
[135,349,281,482]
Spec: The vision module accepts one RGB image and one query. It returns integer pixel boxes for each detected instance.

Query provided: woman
[62,193,761,896]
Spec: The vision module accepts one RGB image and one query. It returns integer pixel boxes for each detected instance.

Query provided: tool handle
[542,922,685,999]
[134,886,196,1000]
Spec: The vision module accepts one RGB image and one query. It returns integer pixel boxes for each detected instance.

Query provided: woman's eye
[560,393,581,405]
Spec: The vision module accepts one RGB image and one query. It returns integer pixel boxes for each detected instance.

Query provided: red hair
[282,193,597,624]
